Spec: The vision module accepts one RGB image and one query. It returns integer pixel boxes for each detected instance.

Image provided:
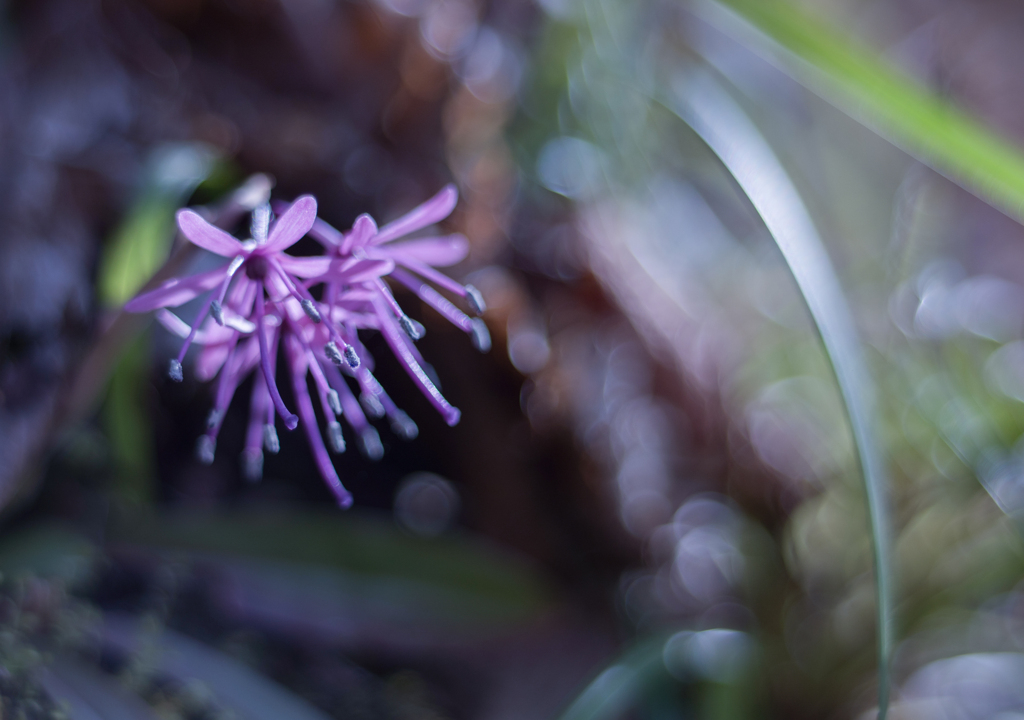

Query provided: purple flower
[301,185,490,428]
[127,197,392,508]
[125,186,488,509]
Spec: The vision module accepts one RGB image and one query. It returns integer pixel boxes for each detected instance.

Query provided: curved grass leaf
[665,72,894,719]
[695,0,1024,223]
[557,636,671,720]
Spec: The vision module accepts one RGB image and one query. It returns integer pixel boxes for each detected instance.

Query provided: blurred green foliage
[524,0,1024,717]
[709,0,1024,222]
[112,509,552,630]
[96,144,227,507]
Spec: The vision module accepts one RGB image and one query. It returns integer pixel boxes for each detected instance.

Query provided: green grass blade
[557,636,671,720]
[694,0,1024,222]
[665,72,894,719]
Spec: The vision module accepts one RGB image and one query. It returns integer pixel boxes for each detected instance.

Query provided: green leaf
[665,72,894,719]
[111,510,551,631]
[698,0,1024,222]
[557,636,671,720]
[97,143,220,306]
[98,196,179,306]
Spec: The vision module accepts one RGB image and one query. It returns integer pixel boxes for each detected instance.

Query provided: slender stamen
[204,335,255,450]
[285,334,352,508]
[210,256,247,326]
[210,300,224,325]
[173,291,219,370]
[374,278,405,315]
[354,368,386,418]
[279,268,358,364]
[390,255,469,297]
[243,373,270,480]
[391,268,472,332]
[322,361,372,434]
[371,295,460,426]
[296,332,340,422]
[375,386,418,440]
[421,362,442,390]
[269,258,322,314]
[373,279,423,340]
[255,283,298,429]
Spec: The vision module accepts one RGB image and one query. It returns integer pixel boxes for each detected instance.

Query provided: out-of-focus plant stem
[665,71,894,719]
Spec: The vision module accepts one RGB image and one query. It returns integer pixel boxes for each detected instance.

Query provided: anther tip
[327,420,346,454]
[358,428,384,461]
[263,424,281,454]
[300,299,322,324]
[210,300,224,326]
[465,284,486,315]
[399,315,424,341]
[325,341,344,366]
[284,413,299,430]
[470,318,491,353]
[390,410,419,440]
[360,392,385,419]
[168,359,184,382]
[241,447,264,481]
[206,409,222,431]
[196,435,216,465]
[445,408,462,427]
[337,492,354,510]
[327,389,342,416]
[344,345,360,369]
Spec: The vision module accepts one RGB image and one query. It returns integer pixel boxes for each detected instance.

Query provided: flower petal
[265,195,317,252]
[125,266,230,312]
[372,185,458,245]
[341,213,379,254]
[309,217,343,248]
[196,341,231,382]
[322,258,395,284]
[384,233,468,267]
[177,209,245,257]
[276,255,333,278]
